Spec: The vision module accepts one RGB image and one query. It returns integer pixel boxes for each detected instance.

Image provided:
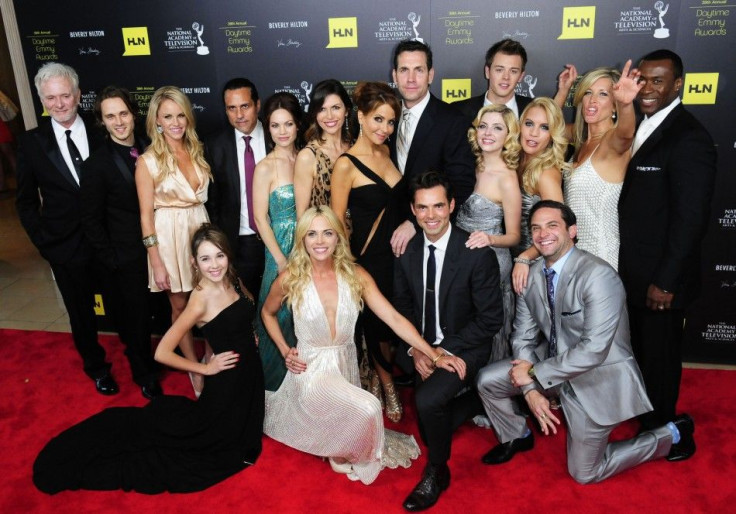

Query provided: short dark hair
[393,39,433,70]
[222,77,259,103]
[409,171,454,204]
[94,85,138,125]
[528,200,577,230]
[262,92,303,149]
[639,49,683,79]
[485,39,528,70]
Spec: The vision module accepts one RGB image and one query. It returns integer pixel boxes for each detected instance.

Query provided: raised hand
[557,64,578,93]
[612,59,643,105]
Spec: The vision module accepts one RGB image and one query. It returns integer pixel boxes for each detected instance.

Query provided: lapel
[109,140,135,186]
[549,248,582,343]
[438,228,461,317]
[406,235,425,304]
[405,94,437,175]
[37,121,79,189]
[226,131,243,208]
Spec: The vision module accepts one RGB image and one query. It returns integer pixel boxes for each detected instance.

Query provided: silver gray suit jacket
[512,248,652,426]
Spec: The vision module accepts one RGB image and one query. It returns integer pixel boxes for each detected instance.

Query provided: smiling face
[156,99,187,142]
[519,106,551,156]
[40,76,80,128]
[194,240,229,283]
[267,108,298,148]
[303,215,338,262]
[358,103,397,145]
[581,77,614,125]
[316,93,347,137]
[392,50,434,108]
[485,52,525,104]
[224,87,260,135]
[531,207,577,266]
[636,58,682,116]
[476,111,508,154]
[411,185,455,242]
[100,97,135,146]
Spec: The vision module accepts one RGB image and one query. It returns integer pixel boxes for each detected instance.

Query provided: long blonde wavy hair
[518,97,569,194]
[282,206,364,311]
[145,86,212,184]
[467,104,521,171]
[571,67,621,158]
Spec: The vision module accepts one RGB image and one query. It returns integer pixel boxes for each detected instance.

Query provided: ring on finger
[540,414,547,419]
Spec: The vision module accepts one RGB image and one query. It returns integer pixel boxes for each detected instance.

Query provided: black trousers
[236,234,265,299]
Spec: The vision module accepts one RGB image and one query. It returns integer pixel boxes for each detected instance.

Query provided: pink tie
[243,136,257,232]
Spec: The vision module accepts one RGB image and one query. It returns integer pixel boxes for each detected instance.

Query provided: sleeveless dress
[564,146,623,270]
[511,191,541,257]
[256,184,297,391]
[263,276,420,485]
[142,153,210,293]
[306,142,333,208]
[33,293,265,494]
[343,154,407,370]
[456,193,513,361]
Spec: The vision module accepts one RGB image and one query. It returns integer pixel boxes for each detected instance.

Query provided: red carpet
[0,328,732,513]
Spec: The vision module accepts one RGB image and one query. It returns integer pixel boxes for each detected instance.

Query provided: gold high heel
[369,371,384,409]
[383,380,402,423]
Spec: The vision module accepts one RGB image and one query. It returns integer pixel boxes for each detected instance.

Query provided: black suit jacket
[205,127,268,250]
[618,104,716,309]
[453,93,532,125]
[389,94,476,208]
[16,115,105,264]
[394,226,503,371]
[79,138,148,270]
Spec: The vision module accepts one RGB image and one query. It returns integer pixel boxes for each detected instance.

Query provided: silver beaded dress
[457,193,513,361]
[512,191,541,257]
[263,275,419,484]
[563,146,623,270]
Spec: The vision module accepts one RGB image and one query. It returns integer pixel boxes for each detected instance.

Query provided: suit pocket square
[561,310,581,317]
[635,166,662,172]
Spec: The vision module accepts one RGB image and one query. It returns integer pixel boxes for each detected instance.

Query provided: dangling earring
[611,111,617,122]
[359,123,363,138]
[156,125,163,134]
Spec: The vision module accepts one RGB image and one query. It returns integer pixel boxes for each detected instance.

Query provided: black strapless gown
[33,296,265,494]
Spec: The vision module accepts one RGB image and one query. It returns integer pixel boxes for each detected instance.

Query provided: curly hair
[282,206,363,311]
[144,86,211,184]
[571,67,621,157]
[467,104,521,171]
[518,97,569,194]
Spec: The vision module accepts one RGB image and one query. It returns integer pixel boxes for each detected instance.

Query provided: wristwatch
[528,366,536,379]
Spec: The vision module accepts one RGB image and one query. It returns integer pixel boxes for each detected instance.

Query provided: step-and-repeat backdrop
[12,0,735,362]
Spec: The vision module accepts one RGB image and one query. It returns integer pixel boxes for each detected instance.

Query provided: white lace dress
[263,275,419,484]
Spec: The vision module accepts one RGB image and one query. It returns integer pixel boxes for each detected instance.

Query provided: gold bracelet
[142,234,159,248]
[432,353,444,365]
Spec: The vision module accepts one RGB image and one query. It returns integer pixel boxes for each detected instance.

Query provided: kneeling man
[476,200,695,484]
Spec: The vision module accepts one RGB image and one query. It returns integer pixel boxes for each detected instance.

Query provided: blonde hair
[518,97,569,194]
[282,206,363,311]
[145,86,212,183]
[467,104,521,171]
[571,67,621,158]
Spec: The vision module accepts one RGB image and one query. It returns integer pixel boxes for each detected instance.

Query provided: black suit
[394,226,502,465]
[453,93,532,125]
[16,116,109,379]
[205,128,266,296]
[79,138,158,385]
[389,94,476,208]
[618,103,716,428]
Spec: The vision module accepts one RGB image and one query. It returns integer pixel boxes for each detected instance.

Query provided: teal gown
[256,184,297,391]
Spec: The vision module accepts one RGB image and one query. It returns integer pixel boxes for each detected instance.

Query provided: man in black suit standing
[389,40,476,257]
[454,39,532,123]
[619,49,716,431]
[79,86,161,399]
[205,78,267,297]
[16,63,115,394]
[394,172,502,511]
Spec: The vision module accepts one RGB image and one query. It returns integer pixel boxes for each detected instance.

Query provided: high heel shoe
[189,372,203,399]
[369,371,384,409]
[329,457,353,475]
[383,380,402,423]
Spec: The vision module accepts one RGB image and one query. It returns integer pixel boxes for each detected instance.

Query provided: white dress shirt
[397,92,431,174]
[632,97,681,155]
[51,116,89,184]
[484,92,520,118]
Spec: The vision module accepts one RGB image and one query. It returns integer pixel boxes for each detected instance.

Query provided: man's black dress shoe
[666,413,696,462]
[481,433,534,464]
[141,380,163,400]
[94,374,119,395]
[403,463,450,511]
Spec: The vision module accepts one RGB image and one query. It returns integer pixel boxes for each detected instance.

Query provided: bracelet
[142,234,159,248]
[432,353,445,365]
[514,257,533,265]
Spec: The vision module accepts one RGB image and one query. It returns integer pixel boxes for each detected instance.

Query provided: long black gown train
[33,294,264,494]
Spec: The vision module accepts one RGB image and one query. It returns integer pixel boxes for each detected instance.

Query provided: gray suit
[476,248,673,483]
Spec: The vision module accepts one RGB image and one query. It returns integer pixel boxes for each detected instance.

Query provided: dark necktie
[424,244,437,344]
[544,268,557,357]
[243,135,257,232]
[65,129,83,178]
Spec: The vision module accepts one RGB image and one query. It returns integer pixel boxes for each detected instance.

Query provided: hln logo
[442,79,471,104]
[558,6,596,40]
[683,73,718,105]
[326,17,358,48]
[122,27,151,56]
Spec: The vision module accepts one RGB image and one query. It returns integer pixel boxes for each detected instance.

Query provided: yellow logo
[94,294,106,316]
[558,6,596,40]
[683,73,718,105]
[122,27,151,56]
[442,79,472,103]
[326,17,358,48]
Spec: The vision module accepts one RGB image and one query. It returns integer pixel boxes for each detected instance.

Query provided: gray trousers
[476,359,673,484]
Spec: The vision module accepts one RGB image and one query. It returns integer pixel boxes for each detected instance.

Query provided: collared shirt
[632,96,681,155]
[422,224,452,345]
[542,246,575,302]
[398,92,431,173]
[52,116,89,184]
[484,92,520,118]
[235,121,266,235]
